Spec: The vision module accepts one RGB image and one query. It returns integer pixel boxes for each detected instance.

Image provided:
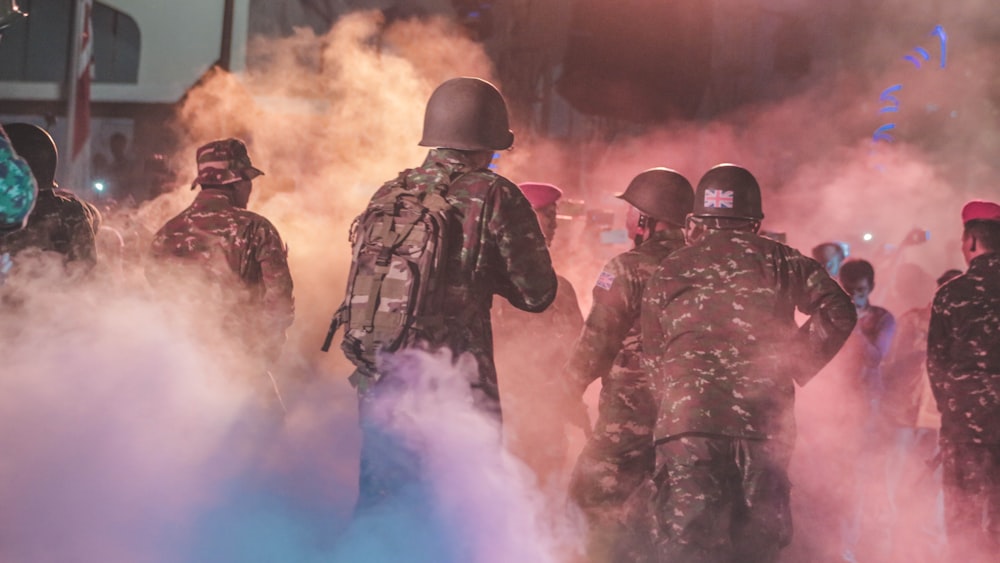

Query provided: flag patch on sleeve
[596,270,615,290]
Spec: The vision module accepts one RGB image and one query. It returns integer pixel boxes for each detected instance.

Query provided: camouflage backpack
[322,166,463,388]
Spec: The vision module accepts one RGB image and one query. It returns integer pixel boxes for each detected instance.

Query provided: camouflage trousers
[652,435,793,563]
[940,440,1000,563]
[569,378,656,562]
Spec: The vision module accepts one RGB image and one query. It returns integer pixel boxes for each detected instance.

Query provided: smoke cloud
[4,2,998,561]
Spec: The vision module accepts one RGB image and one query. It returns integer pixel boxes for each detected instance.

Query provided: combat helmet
[419,77,514,151]
[692,163,763,221]
[3,122,57,188]
[616,168,694,227]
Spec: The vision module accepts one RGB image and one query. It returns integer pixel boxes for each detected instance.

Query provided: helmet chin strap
[634,213,658,247]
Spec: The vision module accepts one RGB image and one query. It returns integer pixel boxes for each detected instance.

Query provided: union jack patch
[704,189,734,209]
[596,270,616,290]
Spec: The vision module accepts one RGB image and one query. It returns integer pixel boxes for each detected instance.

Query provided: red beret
[961,200,1000,224]
[518,182,562,209]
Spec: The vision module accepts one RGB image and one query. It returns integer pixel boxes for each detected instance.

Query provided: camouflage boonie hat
[191,138,263,189]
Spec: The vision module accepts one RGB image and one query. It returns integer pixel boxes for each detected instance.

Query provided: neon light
[872,123,895,143]
[931,25,947,68]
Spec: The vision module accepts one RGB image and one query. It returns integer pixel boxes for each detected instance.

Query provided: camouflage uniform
[641,230,856,563]
[565,227,685,561]
[367,148,557,409]
[147,140,293,364]
[927,252,1000,560]
[354,148,557,511]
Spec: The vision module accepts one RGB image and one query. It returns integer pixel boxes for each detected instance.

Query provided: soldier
[147,139,294,384]
[563,168,693,562]
[0,123,99,273]
[641,164,856,563]
[927,200,1000,563]
[350,77,557,509]
[492,181,583,489]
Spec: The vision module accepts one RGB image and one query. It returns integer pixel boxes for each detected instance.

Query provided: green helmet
[419,77,514,151]
[615,168,694,227]
[0,0,26,32]
[692,163,764,221]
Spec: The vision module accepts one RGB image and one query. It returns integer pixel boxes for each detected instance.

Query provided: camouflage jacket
[148,189,294,360]
[566,227,686,392]
[927,252,1000,444]
[641,230,856,443]
[372,148,557,399]
[0,186,98,268]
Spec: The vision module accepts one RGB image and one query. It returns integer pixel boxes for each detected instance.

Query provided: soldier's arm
[67,200,99,268]
[926,292,952,406]
[253,220,295,355]
[565,259,637,391]
[639,265,670,385]
[790,254,858,385]
[488,181,557,312]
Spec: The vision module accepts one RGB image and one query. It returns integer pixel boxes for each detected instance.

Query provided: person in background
[812,241,849,278]
[879,267,962,562]
[493,181,583,490]
[146,138,294,406]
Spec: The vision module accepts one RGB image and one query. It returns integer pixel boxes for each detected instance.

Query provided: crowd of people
[1,39,998,562]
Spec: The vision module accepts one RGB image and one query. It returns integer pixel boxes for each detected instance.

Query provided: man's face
[842,277,872,310]
[534,204,557,246]
[817,245,844,277]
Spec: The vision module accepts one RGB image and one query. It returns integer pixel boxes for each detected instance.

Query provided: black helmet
[419,77,514,151]
[692,163,763,220]
[3,122,57,188]
[616,168,694,227]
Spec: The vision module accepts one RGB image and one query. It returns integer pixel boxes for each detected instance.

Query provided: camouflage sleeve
[926,290,951,406]
[788,252,858,386]
[488,179,557,313]
[68,199,100,267]
[566,257,636,390]
[639,264,669,389]
[252,218,295,359]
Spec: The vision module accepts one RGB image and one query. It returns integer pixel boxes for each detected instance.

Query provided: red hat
[518,182,562,209]
[961,200,1000,224]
